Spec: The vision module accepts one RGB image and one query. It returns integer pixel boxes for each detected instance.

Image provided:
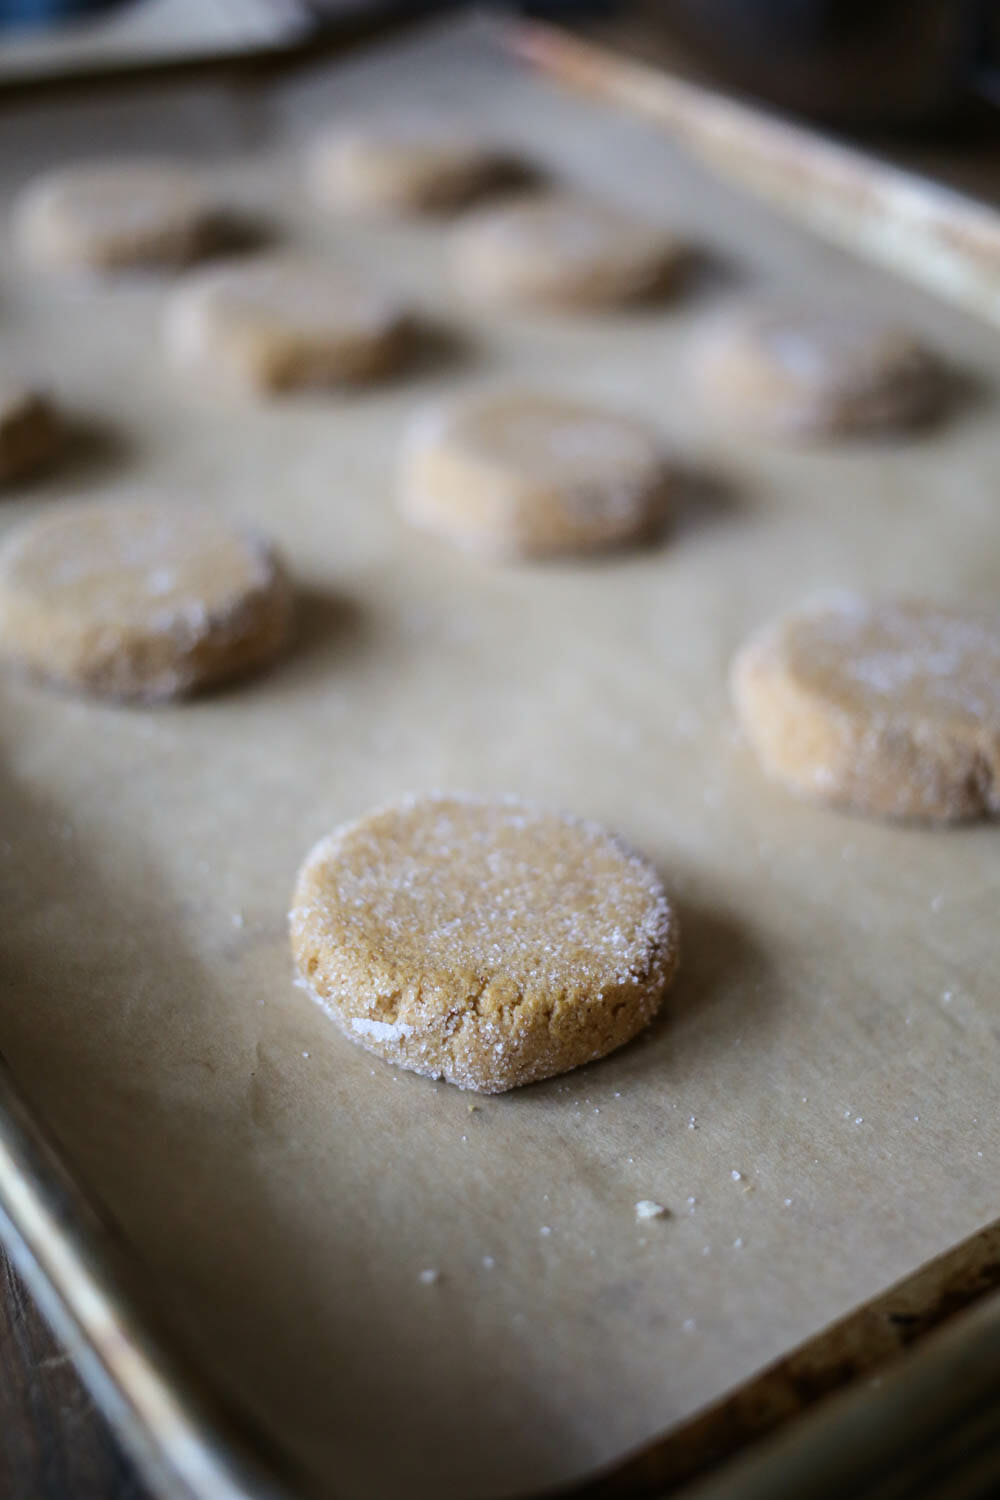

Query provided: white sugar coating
[290,793,679,1093]
[761,311,930,387]
[1,502,275,621]
[350,1017,415,1042]
[635,1200,668,1220]
[732,596,1000,823]
[754,308,942,402]
[0,499,292,702]
[476,407,656,477]
[792,596,1000,717]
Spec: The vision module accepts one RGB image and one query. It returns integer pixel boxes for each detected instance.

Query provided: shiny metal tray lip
[509,15,1000,336]
[0,1055,308,1500]
[6,1041,1000,1500]
[2,18,1000,1500]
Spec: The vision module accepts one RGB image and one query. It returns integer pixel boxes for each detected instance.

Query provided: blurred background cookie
[307,120,519,217]
[694,303,949,439]
[13,159,236,272]
[0,499,292,700]
[165,255,413,392]
[399,389,674,559]
[450,192,687,309]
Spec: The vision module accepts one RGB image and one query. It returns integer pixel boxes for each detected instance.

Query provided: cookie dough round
[695,305,947,438]
[14,160,229,272]
[307,122,510,216]
[290,794,679,1092]
[450,193,685,309]
[165,255,411,392]
[0,385,60,483]
[732,596,1000,822]
[0,500,292,701]
[399,391,673,559]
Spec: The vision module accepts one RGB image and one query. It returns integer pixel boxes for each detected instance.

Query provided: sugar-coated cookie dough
[399,391,673,559]
[165,255,411,392]
[0,500,292,701]
[450,193,685,308]
[0,385,60,483]
[695,305,947,438]
[732,596,1000,822]
[13,160,229,272]
[307,121,511,215]
[290,794,679,1093]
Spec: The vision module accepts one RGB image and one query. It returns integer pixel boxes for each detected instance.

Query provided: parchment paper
[2,20,1000,1498]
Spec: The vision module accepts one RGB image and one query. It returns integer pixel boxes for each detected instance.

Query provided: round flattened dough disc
[165,256,411,391]
[0,499,293,701]
[732,596,1000,822]
[14,160,228,272]
[695,304,947,438]
[399,391,673,559]
[290,794,679,1093]
[450,194,686,308]
[0,385,61,483]
[307,122,511,216]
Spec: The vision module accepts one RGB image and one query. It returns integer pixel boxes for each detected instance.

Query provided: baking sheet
[0,0,309,83]
[1,18,1000,1499]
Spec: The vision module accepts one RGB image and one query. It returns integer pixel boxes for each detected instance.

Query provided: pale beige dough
[0,499,292,701]
[0,385,61,483]
[13,160,231,272]
[732,596,1000,822]
[306,121,512,216]
[450,193,686,308]
[399,390,673,560]
[290,793,679,1093]
[165,255,411,392]
[695,304,948,438]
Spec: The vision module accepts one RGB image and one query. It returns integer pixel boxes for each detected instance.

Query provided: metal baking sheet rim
[5,1043,1000,1500]
[1,19,1000,1500]
[509,17,1000,335]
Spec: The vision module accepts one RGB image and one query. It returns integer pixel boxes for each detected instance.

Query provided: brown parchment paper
[2,20,1000,1499]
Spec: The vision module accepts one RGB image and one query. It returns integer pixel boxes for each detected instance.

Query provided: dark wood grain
[0,1250,147,1500]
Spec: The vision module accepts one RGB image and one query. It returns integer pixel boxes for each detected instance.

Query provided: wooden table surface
[0,1252,145,1500]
